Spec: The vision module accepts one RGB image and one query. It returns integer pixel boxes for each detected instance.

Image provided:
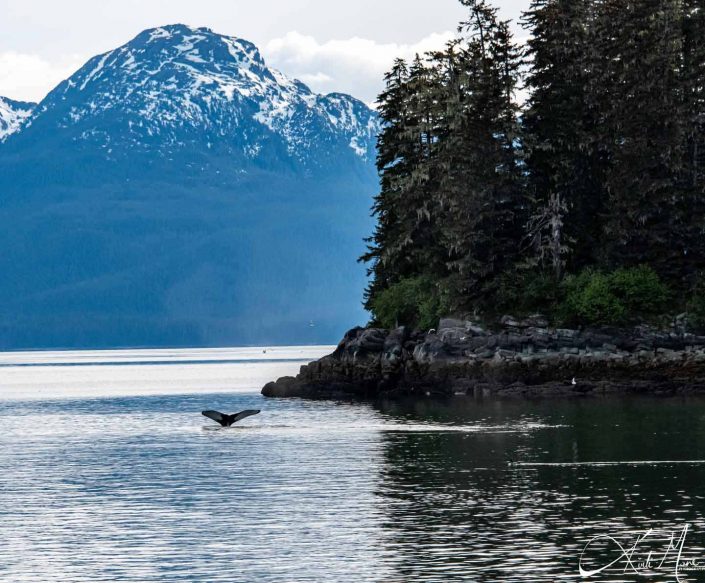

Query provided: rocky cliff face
[262,317,705,400]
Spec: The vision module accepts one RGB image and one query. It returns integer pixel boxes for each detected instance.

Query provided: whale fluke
[202,409,261,427]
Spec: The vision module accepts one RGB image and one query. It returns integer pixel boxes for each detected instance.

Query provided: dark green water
[376,397,705,582]
[2,385,705,582]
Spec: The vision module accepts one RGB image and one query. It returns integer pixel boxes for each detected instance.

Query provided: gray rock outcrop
[262,318,705,400]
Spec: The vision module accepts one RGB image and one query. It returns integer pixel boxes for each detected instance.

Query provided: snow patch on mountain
[0,97,35,141]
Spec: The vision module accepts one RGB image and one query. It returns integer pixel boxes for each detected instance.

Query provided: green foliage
[561,271,625,325]
[560,267,669,326]
[687,295,705,329]
[494,269,562,317]
[371,277,449,330]
[687,278,705,329]
[610,266,670,315]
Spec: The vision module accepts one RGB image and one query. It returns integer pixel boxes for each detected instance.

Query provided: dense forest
[361,0,705,330]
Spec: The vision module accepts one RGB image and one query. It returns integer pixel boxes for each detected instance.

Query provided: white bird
[571,377,577,386]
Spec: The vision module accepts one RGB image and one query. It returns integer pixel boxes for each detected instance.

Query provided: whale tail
[202,409,261,427]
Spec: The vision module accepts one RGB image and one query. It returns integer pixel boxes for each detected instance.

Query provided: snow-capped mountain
[0,25,380,349]
[13,24,378,167]
[0,97,35,141]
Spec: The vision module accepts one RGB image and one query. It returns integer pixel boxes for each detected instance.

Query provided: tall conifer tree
[678,0,705,285]
[594,0,686,275]
[361,56,448,311]
[361,59,411,310]
[522,0,604,274]
[437,0,524,309]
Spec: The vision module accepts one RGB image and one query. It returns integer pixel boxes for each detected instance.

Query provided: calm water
[2,349,705,582]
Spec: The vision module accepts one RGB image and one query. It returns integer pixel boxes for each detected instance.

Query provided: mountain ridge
[7,24,378,167]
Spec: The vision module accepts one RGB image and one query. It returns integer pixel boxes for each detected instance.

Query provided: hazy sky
[0,0,530,104]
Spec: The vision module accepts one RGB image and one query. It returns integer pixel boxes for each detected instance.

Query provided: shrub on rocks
[561,266,669,326]
[370,276,449,330]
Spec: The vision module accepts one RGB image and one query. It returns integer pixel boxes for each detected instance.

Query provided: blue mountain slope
[0,24,380,349]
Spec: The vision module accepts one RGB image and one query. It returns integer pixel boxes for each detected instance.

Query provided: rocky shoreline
[262,316,705,400]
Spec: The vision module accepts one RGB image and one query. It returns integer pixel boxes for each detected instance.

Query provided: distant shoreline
[0,346,333,401]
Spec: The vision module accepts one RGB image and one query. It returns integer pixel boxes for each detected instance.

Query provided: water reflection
[2,388,705,581]
[373,397,705,582]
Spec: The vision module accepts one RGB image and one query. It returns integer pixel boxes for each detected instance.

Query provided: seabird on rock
[202,409,260,427]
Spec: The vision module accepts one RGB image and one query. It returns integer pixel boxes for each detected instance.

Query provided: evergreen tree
[437,0,524,310]
[360,56,448,313]
[683,0,705,187]
[594,0,686,277]
[522,0,605,274]
[678,0,705,286]
[360,59,411,310]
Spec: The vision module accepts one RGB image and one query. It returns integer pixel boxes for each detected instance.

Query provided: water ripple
[2,361,705,581]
